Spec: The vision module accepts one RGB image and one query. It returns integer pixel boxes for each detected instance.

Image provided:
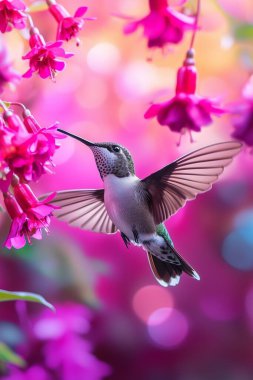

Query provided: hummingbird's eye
[112,145,120,153]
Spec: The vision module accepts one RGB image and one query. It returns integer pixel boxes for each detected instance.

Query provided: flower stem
[189,0,201,50]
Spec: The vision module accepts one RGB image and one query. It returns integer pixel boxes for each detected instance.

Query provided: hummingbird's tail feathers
[147,250,200,287]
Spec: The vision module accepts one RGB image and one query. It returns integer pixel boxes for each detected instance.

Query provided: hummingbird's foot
[121,232,131,248]
[132,226,139,244]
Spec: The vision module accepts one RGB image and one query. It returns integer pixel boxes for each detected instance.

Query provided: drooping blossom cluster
[123,0,195,50]
[0,0,27,33]
[22,27,73,80]
[47,0,94,47]
[232,75,253,149]
[0,101,64,249]
[2,303,110,380]
[144,48,225,143]
[0,0,93,81]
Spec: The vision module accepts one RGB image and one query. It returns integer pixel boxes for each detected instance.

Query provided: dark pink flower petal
[74,6,88,18]
[123,2,195,49]
[123,21,140,34]
[144,103,164,118]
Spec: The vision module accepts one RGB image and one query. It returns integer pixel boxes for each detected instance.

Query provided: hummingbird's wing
[50,189,118,234]
[142,141,241,225]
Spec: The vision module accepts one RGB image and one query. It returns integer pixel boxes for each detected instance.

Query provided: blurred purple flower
[2,365,52,380]
[33,304,111,380]
[47,0,91,46]
[124,0,194,49]
[22,28,73,79]
[0,42,20,92]
[0,0,27,33]
[231,75,253,148]
[145,49,224,140]
[232,103,253,147]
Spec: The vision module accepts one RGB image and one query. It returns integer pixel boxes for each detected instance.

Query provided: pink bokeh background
[0,0,253,379]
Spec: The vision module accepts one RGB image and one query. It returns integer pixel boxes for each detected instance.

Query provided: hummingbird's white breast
[104,174,155,241]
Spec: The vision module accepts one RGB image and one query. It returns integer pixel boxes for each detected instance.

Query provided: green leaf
[0,290,55,311]
[0,342,25,367]
[28,1,48,13]
[234,24,253,40]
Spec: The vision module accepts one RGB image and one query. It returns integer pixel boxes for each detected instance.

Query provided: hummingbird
[52,128,241,286]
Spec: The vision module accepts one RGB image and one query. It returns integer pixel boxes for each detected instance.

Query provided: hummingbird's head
[58,129,135,179]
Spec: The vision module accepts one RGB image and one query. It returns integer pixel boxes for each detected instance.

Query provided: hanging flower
[3,191,27,249]
[0,0,27,33]
[0,43,20,92]
[33,304,111,380]
[22,27,73,79]
[232,75,253,148]
[47,0,92,46]
[6,121,64,182]
[144,49,225,141]
[124,0,195,49]
[4,178,57,249]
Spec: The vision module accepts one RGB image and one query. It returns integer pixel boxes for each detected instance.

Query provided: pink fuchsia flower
[124,0,195,49]
[47,0,91,46]
[0,0,27,33]
[0,43,20,92]
[22,27,73,79]
[6,122,64,182]
[3,179,57,249]
[144,49,225,141]
[13,181,56,226]
[33,304,111,380]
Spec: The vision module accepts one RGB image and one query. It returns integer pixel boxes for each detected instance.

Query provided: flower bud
[22,109,41,133]
[176,49,197,95]
[29,27,45,48]
[49,2,70,21]
[3,110,25,131]
[13,183,38,210]
[3,192,23,219]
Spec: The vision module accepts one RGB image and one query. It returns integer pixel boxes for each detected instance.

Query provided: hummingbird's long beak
[57,128,95,147]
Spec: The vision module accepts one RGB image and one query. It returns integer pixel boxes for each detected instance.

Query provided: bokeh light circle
[87,42,121,75]
[132,285,174,323]
[147,308,189,349]
[222,210,253,271]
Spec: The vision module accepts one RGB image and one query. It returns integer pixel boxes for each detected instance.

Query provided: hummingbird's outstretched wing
[142,141,242,225]
[50,189,118,234]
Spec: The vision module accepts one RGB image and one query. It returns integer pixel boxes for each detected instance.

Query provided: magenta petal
[142,13,166,39]
[144,103,164,119]
[31,205,54,218]
[0,171,12,192]
[123,21,140,35]
[38,65,51,79]
[47,40,63,49]
[74,6,88,17]
[52,60,65,71]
